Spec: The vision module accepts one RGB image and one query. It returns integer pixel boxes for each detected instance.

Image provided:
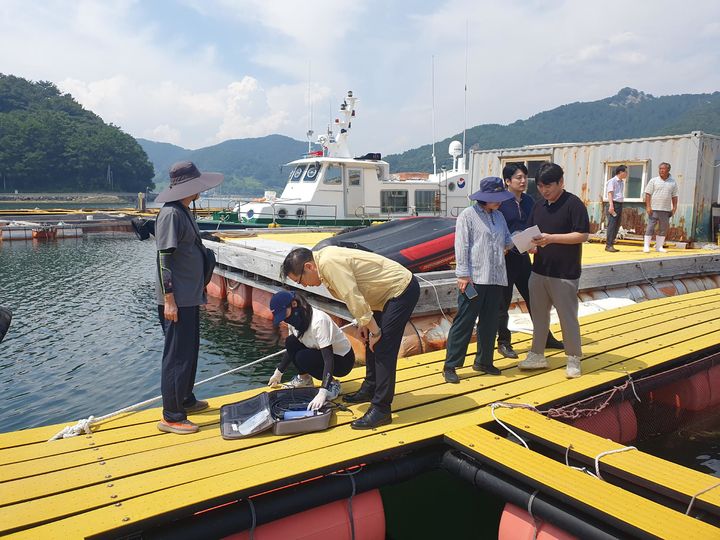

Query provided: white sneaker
[566,356,582,378]
[518,351,549,370]
[283,374,313,389]
[643,246,650,253]
[655,246,667,253]
[326,379,342,400]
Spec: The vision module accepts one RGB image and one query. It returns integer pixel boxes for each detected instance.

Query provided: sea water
[0,232,282,433]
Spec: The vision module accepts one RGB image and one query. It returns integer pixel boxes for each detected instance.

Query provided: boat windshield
[288,165,306,182]
[303,162,320,182]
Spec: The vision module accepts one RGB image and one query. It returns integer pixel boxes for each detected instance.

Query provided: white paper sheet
[511,225,542,254]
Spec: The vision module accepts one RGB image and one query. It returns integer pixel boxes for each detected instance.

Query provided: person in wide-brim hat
[153,160,223,435]
[155,161,224,203]
[442,176,515,385]
[469,176,516,204]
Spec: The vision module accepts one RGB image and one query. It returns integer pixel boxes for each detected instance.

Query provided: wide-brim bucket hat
[155,161,224,203]
[469,176,515,203]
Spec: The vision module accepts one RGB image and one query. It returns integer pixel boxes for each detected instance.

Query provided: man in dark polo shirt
[154,161,223,434]
[518,162,589,378]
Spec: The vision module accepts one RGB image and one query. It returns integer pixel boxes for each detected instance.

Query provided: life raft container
[314,217,456,273]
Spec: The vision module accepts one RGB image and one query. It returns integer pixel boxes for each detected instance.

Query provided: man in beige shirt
[282,246,420,429]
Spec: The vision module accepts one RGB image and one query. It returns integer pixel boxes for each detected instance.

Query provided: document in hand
[511,225,542,254]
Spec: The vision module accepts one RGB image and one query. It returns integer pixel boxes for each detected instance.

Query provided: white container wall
[469,132,720,242]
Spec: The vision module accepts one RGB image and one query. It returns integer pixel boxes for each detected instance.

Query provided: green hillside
[0,74,154,193]
[138,135,308,195]
[385,88,720,172]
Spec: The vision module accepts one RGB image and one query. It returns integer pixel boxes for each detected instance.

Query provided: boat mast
[431,55,437,176]
[462,19,468,167]
[306,62,314,154]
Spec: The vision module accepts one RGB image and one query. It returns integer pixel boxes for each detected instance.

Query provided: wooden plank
[445,426,718,540]
[494,407,720,515]
[3,322,719,534]
[2,289,718,470]
[2,290,718,477]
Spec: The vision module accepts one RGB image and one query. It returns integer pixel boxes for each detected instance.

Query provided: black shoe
[443,367,459,384]
[472,362,501,376]
[605,246,619,252]
[546,335,564,350]
[497,342,518,359]
[343,387,375,404]
[350,407,392,430]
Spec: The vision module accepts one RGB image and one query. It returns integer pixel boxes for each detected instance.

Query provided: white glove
[307,388,329,411]
[268,368,283,387]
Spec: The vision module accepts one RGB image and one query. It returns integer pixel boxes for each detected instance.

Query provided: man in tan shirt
[282,246,420,429]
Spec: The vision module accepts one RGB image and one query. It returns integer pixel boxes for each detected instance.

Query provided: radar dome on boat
[449,140,463,157]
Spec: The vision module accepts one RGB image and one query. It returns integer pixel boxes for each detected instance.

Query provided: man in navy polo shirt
[518,162,589,378]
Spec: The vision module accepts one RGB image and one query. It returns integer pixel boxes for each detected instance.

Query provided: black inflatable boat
[313,217,456,273]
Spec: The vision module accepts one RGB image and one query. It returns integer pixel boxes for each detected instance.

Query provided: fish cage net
[540,351,720,470]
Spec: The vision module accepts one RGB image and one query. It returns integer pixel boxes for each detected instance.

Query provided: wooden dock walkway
[1,288,719,538]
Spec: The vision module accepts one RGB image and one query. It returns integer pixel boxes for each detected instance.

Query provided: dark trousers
[361,276,420,414]
[445,283,503,369]
[498,251,532,345]
[606,202,623,247]
[284,334,355,380]
[158,305,200,423]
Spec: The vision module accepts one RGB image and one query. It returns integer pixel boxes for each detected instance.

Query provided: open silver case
[220,387,333,439]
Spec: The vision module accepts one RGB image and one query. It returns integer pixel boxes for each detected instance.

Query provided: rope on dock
[48,320,357,441]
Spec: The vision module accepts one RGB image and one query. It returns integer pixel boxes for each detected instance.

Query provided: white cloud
[1,0,720,155]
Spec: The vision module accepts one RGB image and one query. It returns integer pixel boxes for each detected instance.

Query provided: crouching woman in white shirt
[268,290,355,410]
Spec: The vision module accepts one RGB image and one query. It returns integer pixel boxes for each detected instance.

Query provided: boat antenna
[463,19,468,161]
[431,55,437,175]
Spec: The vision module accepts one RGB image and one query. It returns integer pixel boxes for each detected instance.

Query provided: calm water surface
[0,233,283,433]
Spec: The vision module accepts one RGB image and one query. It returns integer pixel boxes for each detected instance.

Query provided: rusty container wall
[693,133,720,241]
[469,132,720,241]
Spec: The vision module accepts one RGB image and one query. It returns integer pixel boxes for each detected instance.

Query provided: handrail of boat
[271,202,339,225]
[355,205,447,220]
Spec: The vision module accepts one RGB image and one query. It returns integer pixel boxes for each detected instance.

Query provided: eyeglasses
[297,264,305,285]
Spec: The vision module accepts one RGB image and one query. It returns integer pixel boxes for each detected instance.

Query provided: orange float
[223,489,385,540]
[498,503,577,540]
[227,280,253,309]
[252,288,275,320]
[206,273,226,299]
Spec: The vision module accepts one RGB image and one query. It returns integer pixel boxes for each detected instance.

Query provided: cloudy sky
[2,0,719,156]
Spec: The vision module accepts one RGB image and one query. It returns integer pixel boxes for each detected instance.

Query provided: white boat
[223,91,473,228]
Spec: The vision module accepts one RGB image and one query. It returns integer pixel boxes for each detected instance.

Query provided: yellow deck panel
[445,425,719,540]
[1,289,719,537]
[493,407,720,514]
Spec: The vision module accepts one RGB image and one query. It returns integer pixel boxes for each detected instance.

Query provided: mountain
[0,74,154,193]
[384,88,720,172]
[138,135,308,195]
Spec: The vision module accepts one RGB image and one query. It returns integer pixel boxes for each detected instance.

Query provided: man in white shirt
[644,162,679,253]
[604,165,628,252]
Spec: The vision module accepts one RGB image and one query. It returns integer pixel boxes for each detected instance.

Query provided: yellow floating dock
[2,289,720,538]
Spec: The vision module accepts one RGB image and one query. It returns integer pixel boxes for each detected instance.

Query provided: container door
[345,168,364,217]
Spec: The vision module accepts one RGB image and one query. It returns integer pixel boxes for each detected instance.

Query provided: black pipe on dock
[126,447,444,540]
[441,449,630,540]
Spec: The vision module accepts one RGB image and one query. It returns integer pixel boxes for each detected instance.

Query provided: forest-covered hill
[4,73,719,196]
[137,135,307,194]
[384,88,720,172]
[0,74,154,193]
